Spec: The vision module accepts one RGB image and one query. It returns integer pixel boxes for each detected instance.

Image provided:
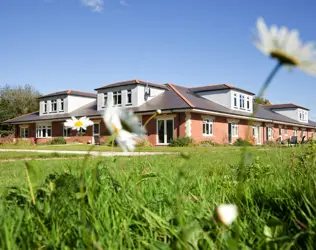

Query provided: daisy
[254,17,316,76]
[215,204,238,226]
[64,116,94,131]
[103,98,145,152]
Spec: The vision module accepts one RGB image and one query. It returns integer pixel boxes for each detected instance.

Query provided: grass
[0,151,87,160]
[1,145,316,248]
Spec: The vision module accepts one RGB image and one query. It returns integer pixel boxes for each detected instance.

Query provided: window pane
[166,120,173,143]
[47,128,51,137]
[209,123,213,135]
[203,123,206,134]
[158,120,164,143]
[94,124,100,134]
[25,128,28,137]
[43,128,46,137]
[118,93,122,105]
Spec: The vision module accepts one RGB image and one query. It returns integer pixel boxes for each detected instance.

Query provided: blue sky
[1,0,316,116]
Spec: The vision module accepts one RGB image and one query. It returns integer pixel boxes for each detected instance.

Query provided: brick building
[3,80,316,145]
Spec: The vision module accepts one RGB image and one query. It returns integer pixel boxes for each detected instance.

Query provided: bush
[169,136,195,147]
[15,138,34,146]
[48,137,67,145]
[200,139,219,147]
[0,134,15,145]
[136,139,153,147]
[233,138,253,146]
[265,140,281,147]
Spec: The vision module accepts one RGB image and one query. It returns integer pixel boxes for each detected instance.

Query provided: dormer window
[51,100,57,112]
[298,109,308,122]
[44,101,48,113]
[113,91,122,106]
[240,95,245,109]
[126,90,132,105]
[233,94,237,108]
[60,99,64,112]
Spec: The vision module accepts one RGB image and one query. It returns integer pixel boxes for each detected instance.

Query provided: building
[3,79,316,145]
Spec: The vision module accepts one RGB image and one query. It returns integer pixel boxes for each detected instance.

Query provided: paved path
[0,149,174,157]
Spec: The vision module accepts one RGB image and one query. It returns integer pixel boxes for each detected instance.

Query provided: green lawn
[0,146,315,249]
[0,151,88,160]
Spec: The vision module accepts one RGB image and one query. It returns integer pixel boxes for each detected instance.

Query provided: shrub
[265,140,281,147]
[15,138,34,146]
[233,138,252,147]
[136,139,153,147]
[49,137,67,145]
[200,139,219,147]
[0,134,15,145]
[169,136,195,147]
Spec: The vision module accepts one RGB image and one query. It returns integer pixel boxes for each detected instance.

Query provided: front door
[157,119,174,145]
[228,123,232,144]
[93,123,100,145]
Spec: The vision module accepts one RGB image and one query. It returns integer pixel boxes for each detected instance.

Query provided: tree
[253,96,271,105]
[0,84,41,135]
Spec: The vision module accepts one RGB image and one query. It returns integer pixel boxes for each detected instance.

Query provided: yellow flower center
[74,121,83,127]
[270,50,298,66]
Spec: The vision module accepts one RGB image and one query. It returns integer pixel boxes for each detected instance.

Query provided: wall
[196,89,231,109]
[272,108,309,123]
[67,96,96,113]
[39,94,68,116]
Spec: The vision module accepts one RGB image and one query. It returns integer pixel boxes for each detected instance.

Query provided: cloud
[81,0,104,12]
[119,0,128,6]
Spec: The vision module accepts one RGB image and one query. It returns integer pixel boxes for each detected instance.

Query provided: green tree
[254,96,271,105]
[0,84,41,135]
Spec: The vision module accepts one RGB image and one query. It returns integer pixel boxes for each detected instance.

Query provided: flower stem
[144,111,160,129]
[237,62,283,198]
[25,166,36,205]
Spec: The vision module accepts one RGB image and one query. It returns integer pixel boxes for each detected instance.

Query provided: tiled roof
[189,84,255,96]
[95,79,169,91]
[39,90,96,99]
[264,103,309,111]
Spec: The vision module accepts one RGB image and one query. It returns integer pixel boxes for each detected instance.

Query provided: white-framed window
[246,97,250,110]
[267,127,273,139]
[203,119,213,136]
[284,126,288,136]
[302,130,306,137]
[44,101,48,113]
[126,90,132,105]
[157,118,174,145]
[239,95,245,109]
[77,128,86,136]
[63,126,72,137]
[20,127,29,138]
[299,110,308,122]
[233,93,238,108]
[103,93,108,107]
[51,100,57,112]
[36,124,52,138]
[60,99,64,112]
[293,129,298,136]
[231,123,238,137]
[113,91,122,106]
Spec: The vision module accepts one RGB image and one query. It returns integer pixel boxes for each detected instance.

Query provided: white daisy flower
[103,98,146,152]
[215,204,238,226]
[64,116,94,131]
[254,17,316,76]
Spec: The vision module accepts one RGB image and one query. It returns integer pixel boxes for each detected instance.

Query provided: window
[20,127,29,138]
[302,130,306,137]
[231,123,238,137]
[299,110,308,122]
[267,127,273,139]
[60,99,64,112]
[203,119,213,136]
[36,124,52,138]
[284,127,288,135]
[246,97,250,110]
[77,128,86,136]
[239,95,245,109]
[126,90,132,105]
[43,101,48,113]
[113,91,122,106]
[294,129,298,136]
[103,93,108,107]
[51,100,57,112]
[63,126,72,137]
[157,119,174,144]
[233,94,238,108]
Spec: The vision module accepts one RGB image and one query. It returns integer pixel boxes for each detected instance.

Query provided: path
[0,149,174,157]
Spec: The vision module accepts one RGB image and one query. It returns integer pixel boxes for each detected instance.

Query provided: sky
[1,0,316,117]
